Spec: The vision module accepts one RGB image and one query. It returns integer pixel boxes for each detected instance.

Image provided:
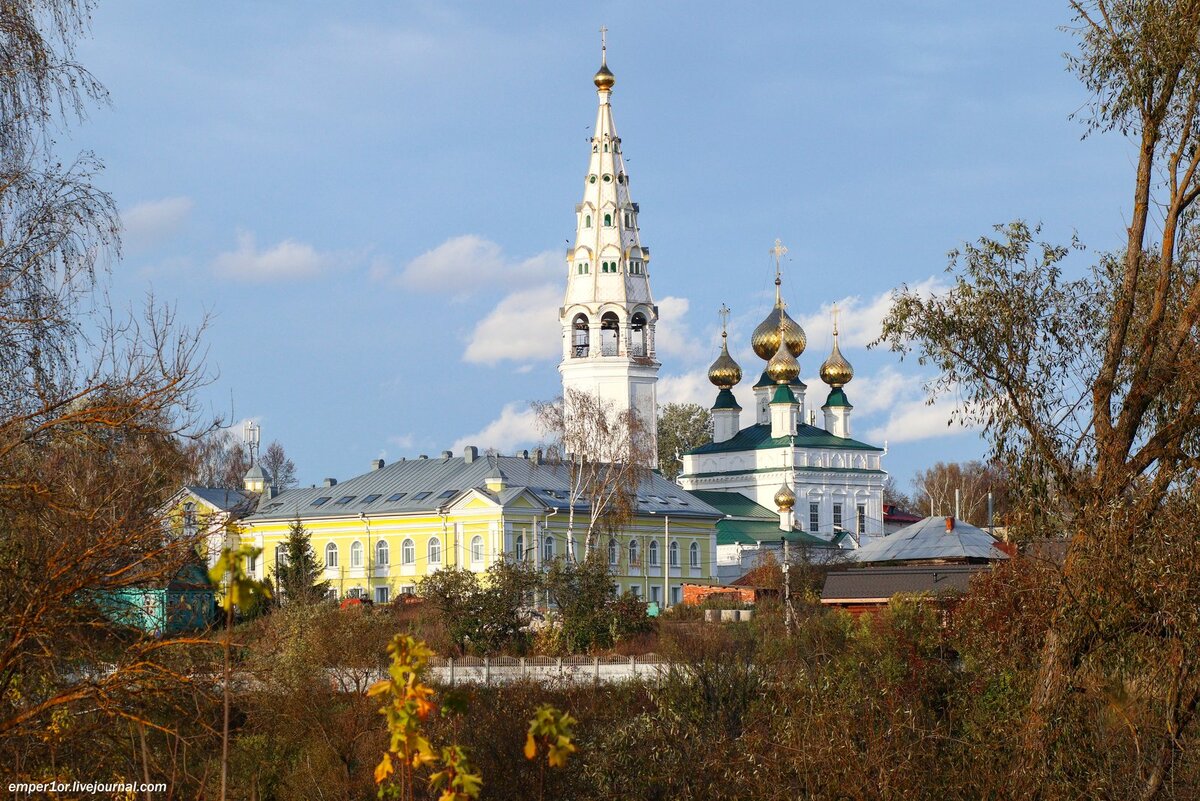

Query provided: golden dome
[707,332,742,389]
[774,483,796,511]
[594,62,615,91]
[751,293,806,360]
[819,312,854,387]
[765,334,800,384]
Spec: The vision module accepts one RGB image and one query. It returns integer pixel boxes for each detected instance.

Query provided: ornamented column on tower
[751,240,806,426]
[558,32,660,463]
[820,305,855,438]
[707,304,742,443]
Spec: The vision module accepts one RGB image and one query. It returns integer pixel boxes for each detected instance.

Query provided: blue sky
[74,2,1132,493]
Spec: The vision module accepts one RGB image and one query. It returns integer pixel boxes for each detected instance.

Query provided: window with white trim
[809,502,819,533]
[350,540,363,568]
[470,535,484,564]
[376,539,389,566]
[649,540,659,567]
[689,541,700,568]
[402,538,416,565]
[426,537,440,565]
[325,542,338,568]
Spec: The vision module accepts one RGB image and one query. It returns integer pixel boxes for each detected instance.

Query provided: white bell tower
[558,31,660,461]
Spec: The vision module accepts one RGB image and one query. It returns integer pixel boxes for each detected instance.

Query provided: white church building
[556,42,888,578]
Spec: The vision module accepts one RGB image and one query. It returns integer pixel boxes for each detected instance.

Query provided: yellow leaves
[430,745,483,801]
[367,679,391,698]
[525,704,578,769]
[208,545,269,612]
[374,752,394,784]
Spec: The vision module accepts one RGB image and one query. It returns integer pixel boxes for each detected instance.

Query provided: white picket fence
[424,654,671,686]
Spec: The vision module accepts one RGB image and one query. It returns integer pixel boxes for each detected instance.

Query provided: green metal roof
[717,518,832,547]
[754,370,806,390]
[823,387,853,408]
[687,490,776,520]
[711,388,742,411]
[684,423,883,456]
[771,384,797,404]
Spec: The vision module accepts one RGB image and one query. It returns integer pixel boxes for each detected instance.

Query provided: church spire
[820,305,855,438]
[559,33,660,463]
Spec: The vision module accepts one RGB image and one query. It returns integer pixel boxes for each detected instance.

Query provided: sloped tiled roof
[243,454,723,523]
[852,516,1009,564]
[185,486,251,512]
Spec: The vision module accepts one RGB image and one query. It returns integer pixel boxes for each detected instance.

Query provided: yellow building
[238,447,720,608]
[162,485,256,571]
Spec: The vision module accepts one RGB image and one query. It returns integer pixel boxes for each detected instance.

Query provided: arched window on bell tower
[630,311,648,357]
[600,312,620,356]
[572,314,590,358]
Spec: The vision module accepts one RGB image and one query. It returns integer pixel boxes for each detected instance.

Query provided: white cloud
[795,276,950,351]
[122,196,193,252]
[212,231,339,282]
[395,235,559,296]
[863,395,971,445]
[655,296,709,363]
[388,434,414,449]
[657,368,715,408]
[451,403,541,454]
[463,284,562,364]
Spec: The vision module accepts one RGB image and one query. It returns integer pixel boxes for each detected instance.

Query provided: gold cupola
[819,306,854,388]
[765,329,801,385]
[594,30,615,91]
[774,483,796,511]
[707,308,742,389]
[751,240,806,360]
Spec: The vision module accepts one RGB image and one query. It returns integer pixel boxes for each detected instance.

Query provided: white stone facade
[558,59,659,460]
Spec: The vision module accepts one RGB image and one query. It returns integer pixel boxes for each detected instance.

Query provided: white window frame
[689,541,700,568]
[350,540,363,569]
[470,535,484,564]
[648,540,660,567]
[427,537,440,565]
[325,542,338,568]
[376,539,390,566]
[403,538,417,566]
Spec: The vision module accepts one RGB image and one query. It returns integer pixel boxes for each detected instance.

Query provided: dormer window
[604,213,612,226]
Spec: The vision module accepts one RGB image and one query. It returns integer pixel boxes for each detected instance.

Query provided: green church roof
[711,388,742,411]
[770,384,797,404]
[683,422,883,456]
[823,387,853,408]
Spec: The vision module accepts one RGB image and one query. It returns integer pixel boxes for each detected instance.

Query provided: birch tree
[533,390,653,561]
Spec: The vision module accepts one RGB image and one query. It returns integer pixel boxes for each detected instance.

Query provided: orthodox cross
[770,238,788,305]
[600,26,608,60]
[718,303,731,337]
[832,302,840,336]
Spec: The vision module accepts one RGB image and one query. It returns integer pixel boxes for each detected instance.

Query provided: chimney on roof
[945,516,955,533]
[441,450,452,461]
[419,454,428,460]
[534,448,544,465]
[519,449,529,459]
[371,458,385,471]
[463,446,479,463]
[324,477,338,487]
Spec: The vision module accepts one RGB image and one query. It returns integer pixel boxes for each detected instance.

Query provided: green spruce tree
[273,519,330,604]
